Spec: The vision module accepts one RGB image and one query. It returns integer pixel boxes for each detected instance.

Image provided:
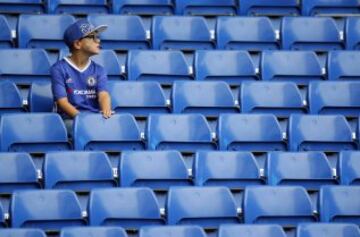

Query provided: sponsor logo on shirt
[73,89,97,99]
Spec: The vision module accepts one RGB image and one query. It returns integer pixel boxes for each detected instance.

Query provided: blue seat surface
[346,17,360,50]
[73,113,144,151]
[194,151,263,189]
[28,81,53,113]
[302,0,360,16]
[320,186,360,224]
[147,114,215,152]
[11,190,85,230]
[0,152,39,194]
[309,81,360,116]
[44,151,115,191]
[239,0,300,16]
[339,151,360,185]
[297,223,360,237]
[18,14,75,50]
[166,186,238,228]
[328,51,360,80]
[175,0,237,16]
[217,114,286,151]
[194,50,258,85]
[152,16,214,50]
[244,186,316,226]
[267,152,336,190]
[109,81,169,116]
[241,81,305,116]
[0,15,12,48]
[0,80,23,114]
[127,50,191,85]
[0,202,3,227]
[172,81,238,116]
[0,229,46,237]
[89,187,164,228]
[87,15,149,50]
[60,227,127,237]
[0,113,69,152]
[281,17,343,51]
[120,150,190,189]
[261,50,323,85]
[0,0,44,14]
[218,224,287,237]
[112,0,174,15]
[139,226,207,237]
[288,114,356,151]
[90,50,122,80]
[216,17,278,51]
[47,0,109,15]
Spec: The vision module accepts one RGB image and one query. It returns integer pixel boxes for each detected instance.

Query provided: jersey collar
[64,56,91,73]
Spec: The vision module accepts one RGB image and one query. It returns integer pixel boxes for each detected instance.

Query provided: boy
[50,19,112,122]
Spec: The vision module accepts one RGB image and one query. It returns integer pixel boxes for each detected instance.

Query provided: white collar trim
[64,56,91,73]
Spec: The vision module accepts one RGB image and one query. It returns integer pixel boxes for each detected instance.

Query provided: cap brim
[86,25,108,36]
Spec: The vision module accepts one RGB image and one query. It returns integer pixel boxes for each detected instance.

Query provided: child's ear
[73,40,82,50]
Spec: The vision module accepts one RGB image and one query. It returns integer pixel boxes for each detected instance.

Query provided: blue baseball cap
[63,19,107,48]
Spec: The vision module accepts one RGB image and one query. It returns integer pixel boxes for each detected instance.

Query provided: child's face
[78,33,101,55]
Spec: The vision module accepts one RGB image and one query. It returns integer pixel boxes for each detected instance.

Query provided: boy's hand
[101,109,114,119]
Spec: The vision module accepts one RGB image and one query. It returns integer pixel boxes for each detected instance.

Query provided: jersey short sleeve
[50,64,67,100]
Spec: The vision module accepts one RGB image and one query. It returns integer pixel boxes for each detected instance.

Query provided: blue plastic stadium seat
[267,152,336,190]
[0,80,24,114]
[172,81,239,116]
[120,151,191,189]
[346,17,360,50]
[60,227,127,237]
[297,223,360,237]
[47,0,109,14]
[0,15,12,48]
[0,113,70,152]
[147,114,216,152]
[261,51,324,85]
[309,81,360,116]
[239,0,300,16]
[218,224,287,237]
[73,113,144,151]
[91,50,122,80]
[140,226,206,237]
[0,153,40,194]
[0,0,44,14]
[218,114,286,151]
[11,190,85,230]
[217,17,278,51]
[87,15,149,51]
[18,14,75,50]
[109,81,169,116]
[175,0,237,16]
[193,151,264,189]
[302,0,360,16]
[127,50,191,85]
[288,114,356,151]
[166,187,238,228]
[0,49,51,86]
[112,0,174,15]
[44,151,115,191]
[152,16,214,50]
[281,17,343,51]
[320,186,360,224]
[244,186,316,226]
[339,151,360,185]
[328,51,360,80]
[241,81,306,116]
[194,50,258,85]
[89,188,164,228]
[0,229,46,237]
[0,202,4,227]
[28,81,53,113]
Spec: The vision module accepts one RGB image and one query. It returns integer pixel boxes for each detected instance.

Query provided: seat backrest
[0,113,69,152]
[218,224,287,237]
[44,151,115,191]
[302,0,360,16]
[297,223,360,237]
[261,50,324,85]
[60,227,128,237]
[239,0,300,16]
[28,81,53,112]
[166,186,238,228]
[267,152,336,190]
[0,15,12,48]
[327,51,360,80]
[112,0,174,15]
[139,226,207,237]
[194,50,258,85]
[217,114,286,151]
[244,186,316,227]
[281,17,343,51]
[0,229,46,237]
[11,190,85,230]
[175,0,237,16]
[88,187,164,228]
[288,114,356,151]
[87,15,149,50]
[0,152,39,194]
[216,17,278,51]
[109,81,168,116]
[47,0,109,15]
[147,114,215,152]
[0,80,23,114]
[152,16,214,50]
[73,113,144,151]
[241,81,305,116]
[127,50,191,85]
[0,0,44,14]
[90,50,122,80]
[339,151,360,185]
[18,14,75,50]
[172,81,238,116]
[346,17,360,50]
[120,150,190,190]
[193,151,263,189]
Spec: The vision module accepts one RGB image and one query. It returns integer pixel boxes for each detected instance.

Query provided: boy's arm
[98,91,112,118]
[56,97,79,118]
